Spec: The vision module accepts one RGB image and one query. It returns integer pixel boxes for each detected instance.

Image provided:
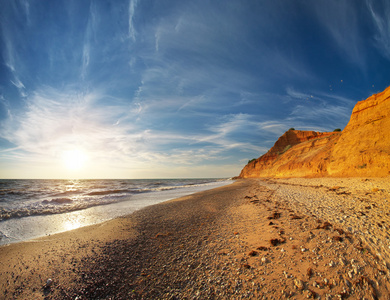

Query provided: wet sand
[1,178,389,299]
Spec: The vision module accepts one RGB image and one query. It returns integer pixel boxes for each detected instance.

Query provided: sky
[1,0,390,179]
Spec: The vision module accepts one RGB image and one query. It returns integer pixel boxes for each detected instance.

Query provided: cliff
[239,86,390,178]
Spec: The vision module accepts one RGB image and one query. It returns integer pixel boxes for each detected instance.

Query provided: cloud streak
[128,0,138,41]
[367,0,390,61]
[310,1,365,69]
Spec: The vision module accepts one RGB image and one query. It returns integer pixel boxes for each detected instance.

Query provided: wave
[0,178,231,222]
[42,198,73,204]
[86,189,130,196]
[0,198,119,222]
[51,190,83,197]
[0,190,26,196]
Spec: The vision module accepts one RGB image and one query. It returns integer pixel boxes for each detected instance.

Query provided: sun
[61,148,88,171]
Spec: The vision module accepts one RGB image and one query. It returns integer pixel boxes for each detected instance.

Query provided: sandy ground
[0,178,389,299]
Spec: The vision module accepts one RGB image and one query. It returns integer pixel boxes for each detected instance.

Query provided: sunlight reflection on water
[63,212,84,231]
[0,180,232,245]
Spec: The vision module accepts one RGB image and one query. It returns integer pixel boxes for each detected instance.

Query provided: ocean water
[0,178,232,245]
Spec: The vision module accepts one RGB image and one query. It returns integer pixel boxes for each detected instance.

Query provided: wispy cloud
[312,2,365,69]
[287,87,355,106]
[200,113,287,152]
[81,44,90,80]
[366,0,390,61]
[128,0,138,41]
[80,2,98,80]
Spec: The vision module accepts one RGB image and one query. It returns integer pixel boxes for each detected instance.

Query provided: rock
[248,250,258,256]
[329,86,390,177]
[305,289,317,298]
[294,279,305,290]
[339,257,347,266]
[237,85,390,178]
[46,279,53,287]
[238,130,338,178]
[270,238,285,246]
[261,257,269,263]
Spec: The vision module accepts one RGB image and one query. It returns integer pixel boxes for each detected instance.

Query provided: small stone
[261,257,269,263]
[307,267,313,277]
[348,270,354,278]
[329,260,335,267]
[294,279,304,290]
[353,265,360,274]
[44,278,53,289]
[339,257,347,266]
[248,250,258,256]
[305,290,316,298]
[344,279,351,288]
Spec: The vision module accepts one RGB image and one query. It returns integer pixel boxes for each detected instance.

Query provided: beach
[1,178,390,299]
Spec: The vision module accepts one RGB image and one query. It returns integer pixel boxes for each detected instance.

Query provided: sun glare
[62,149,88,171]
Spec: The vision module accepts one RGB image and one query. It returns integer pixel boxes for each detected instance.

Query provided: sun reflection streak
[63,212,86,231]
[64,218,82,231]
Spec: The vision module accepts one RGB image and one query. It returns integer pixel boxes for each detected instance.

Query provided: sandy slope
[0,178,389,299]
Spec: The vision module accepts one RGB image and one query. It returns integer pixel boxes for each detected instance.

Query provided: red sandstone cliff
[239,86,390,178]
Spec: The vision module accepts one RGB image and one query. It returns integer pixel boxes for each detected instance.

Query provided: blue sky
[1,0,390,179]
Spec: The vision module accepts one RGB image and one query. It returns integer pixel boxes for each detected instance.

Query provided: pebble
[294,278,304,290]
[261,257,269,263]
[339,257,347,266]
[45,278,53,288]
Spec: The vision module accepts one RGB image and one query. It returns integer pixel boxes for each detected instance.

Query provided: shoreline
[1,178,389,299]
[0,179,232,246]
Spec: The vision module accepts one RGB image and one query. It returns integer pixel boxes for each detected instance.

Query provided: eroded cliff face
[239,86,390,178]
[328,86,390,177]
[239,130,340,178]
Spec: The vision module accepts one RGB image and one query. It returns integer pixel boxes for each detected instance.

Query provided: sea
[0,178,232,245]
